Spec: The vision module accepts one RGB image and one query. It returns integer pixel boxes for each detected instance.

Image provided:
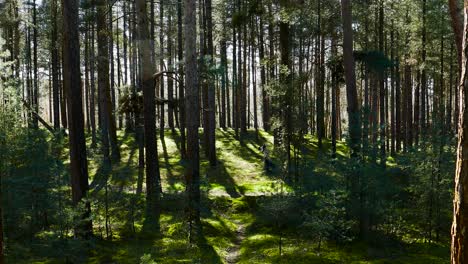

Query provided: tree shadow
[159,133,187,193]
[90,159,112,193]
[207,161,242,198]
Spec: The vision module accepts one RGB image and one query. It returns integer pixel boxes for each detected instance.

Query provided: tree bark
[449,0,463,67]
[61,0,92,237]
[206,0,217,166]
[341,0,361,156]
[177,0,187,158]
[97,0,120,162]
[451,3,468,262]
[184,0,201,241]
[136,0,162,228]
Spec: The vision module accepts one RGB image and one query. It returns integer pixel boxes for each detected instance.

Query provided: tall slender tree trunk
[90,12,97,147]
[136,0,162,229]
[451,4,468,262]
[61,0,92,237]
[279,0,292,173]
[316,0,325,149]
[97,0,120,162]
[421,0,427,133]
[379,1,386,167]
[341,0,361,156]
[449,0,463,67]
[178,0,186,158]
[184,0,201,241]
[32,0,39,129]
[206,0,216,166]
[259,12,269,131]
[51,0,60,130]
[160,0,166,139]
[168,9,175,131]
[220,38,228,129]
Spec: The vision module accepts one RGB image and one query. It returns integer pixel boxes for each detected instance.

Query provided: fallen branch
[22,99,61,136]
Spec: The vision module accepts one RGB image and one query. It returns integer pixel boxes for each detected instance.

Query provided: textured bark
[341,0,361,156]
[449,0,463,67]
[97,0,120,162]
[61,0,92,237]
[220,38,228,129]
[316,0,325,149]
[451,5,468,262]
[206,0,217,166]
[168,10,175,131]
[177,0,186,158]
[136,0,161,226]
[259,13,269,131]
[51,0,60,131]
[160,0,165,139]
[379,1,386,166]
[279,0,292,172]
[421,0,427,131]
[390,21,396,156]
[184,0,201,241]
[32,0,38,129]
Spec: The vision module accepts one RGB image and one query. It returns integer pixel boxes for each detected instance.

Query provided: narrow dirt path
[225,220,246,264]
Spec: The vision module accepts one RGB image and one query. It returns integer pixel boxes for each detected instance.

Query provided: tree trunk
[341,0,361,156]
[160,0,166,139]
[51,0,60,131]
[379,1,386,167]
[184,0,201,241]
[449,0,463,67]
[206,0,217,166]
[136,0,162,228]
[177,0,186,158]
[316,0,325,149]
[259,12,269,131]
[451,4,468,262]
[168,7,175,131]
[61,0,92,237]
[97,0,120,162]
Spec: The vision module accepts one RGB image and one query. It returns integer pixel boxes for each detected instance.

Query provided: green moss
[10,129,450,264]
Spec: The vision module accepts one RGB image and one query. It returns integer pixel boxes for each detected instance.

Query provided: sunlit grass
[11,128,450,263]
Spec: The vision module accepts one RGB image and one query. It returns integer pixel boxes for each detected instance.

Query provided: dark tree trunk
[451,4,468,262]
[61,0,92,237]
[51,0,60,131]
[259,12,269,131]
[448,0,463,67]
[378,1,386,167]
[136,0,162,228]
[206,0,216,166]
[97,0,120,162]
[341,0,361,156]
[168,8,175,131]
[177,0,186,158]
[160,0,166,139]
[184,0,201,241]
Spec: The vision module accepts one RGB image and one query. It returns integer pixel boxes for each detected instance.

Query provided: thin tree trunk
[206,0,217,165]
[177,0,186,158]
[379,1,386,167]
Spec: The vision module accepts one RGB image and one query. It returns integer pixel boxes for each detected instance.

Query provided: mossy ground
[12,129,449,263]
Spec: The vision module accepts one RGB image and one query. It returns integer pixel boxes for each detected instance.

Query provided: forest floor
[13,129,449,264]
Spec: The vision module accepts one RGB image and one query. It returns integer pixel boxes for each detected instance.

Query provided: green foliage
[302,190,354,244]
[354,51,395,73]
[140,254,157,264]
